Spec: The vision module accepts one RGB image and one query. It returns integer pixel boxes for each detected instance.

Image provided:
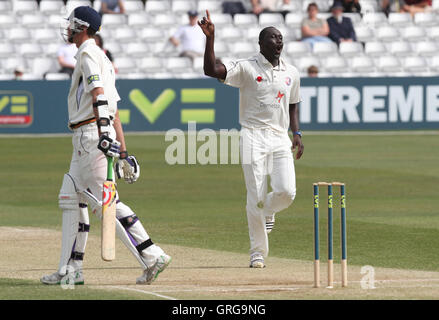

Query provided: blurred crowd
[13,0,436,79]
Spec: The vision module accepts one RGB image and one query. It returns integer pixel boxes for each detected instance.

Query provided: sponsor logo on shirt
[87,74,100,85]
[276,91,285,103]
[259,91,285,109]
[285,77,292,86]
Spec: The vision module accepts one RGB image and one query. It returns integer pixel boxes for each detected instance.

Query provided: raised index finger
[206,9,211,22]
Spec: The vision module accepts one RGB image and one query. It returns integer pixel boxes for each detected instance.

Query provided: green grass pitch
[1,132,438,299]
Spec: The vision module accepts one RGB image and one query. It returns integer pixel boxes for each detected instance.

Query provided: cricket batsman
[41,6,171,285]
[198,11,304,268]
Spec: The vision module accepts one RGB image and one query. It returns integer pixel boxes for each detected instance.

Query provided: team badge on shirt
[87,74,100,85]
[276,91,285,103]
[285,77,292,86]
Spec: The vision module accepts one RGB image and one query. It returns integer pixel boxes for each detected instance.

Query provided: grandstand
[0,0,438,80]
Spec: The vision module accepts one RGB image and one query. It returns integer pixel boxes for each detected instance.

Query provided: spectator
[14,66,24,80]
[57,42,77,77]
[100,0,125,15]
[250,0,295,15]
[381,0,391,16]
[222,1,247,16]
[169,11,206,61]
[400,0,432,16]
[94,34,118,73]
[301,3,332,47]
[307,65,319,77]
[342,0,361,13]
[327,1,356,45]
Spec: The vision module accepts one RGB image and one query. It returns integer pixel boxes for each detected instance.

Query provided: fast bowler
[198,10,304,268]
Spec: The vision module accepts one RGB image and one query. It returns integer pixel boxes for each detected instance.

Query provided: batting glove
[98,134,121,158]
[116,153,140,184]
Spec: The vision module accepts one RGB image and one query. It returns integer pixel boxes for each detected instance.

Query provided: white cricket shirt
[223,53,301,134]
[67,39,120,126]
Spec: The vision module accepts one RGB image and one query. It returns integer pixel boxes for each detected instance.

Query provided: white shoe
[136,254,172,285]
[266,214,275,234]
[40,269,84,285]
[249,254,265,268]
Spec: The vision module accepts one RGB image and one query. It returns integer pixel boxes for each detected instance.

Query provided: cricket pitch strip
[1,227,438,300]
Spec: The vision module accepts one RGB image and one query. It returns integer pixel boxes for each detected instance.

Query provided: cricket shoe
[40,269,84,285]
[266,214,275,234]
[249,254,265,268]
[136,254,172,285]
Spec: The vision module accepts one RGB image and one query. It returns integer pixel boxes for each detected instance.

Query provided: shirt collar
[74,39,96,59]
[257,52,286,71]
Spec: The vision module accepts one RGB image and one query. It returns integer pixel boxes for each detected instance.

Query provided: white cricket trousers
[67,122,163,268]
[240,127,296,258]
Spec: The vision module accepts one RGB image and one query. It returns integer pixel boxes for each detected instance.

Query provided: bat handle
[106,156,114,181]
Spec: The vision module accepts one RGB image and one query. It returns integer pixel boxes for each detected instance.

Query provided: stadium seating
[389,41,413,57]
[123,0,144,13]
[402,25,426,42]
[312,42,338,56]
[39,1,64,14]
[34,28,59,44]
[285,13,303,29]
[0,1,11,12]
[365,41,387,57]
[362,12,388,26]
[354,25,375,42]
[404,56,428,73]
[430,56,439,71]
[126,42,150,58]
[13,0,39,15]
[113,57,137,74]
[45,73,71,80]
[286,42,312,56]
[351,56,375,73]
[105,41,123,55]
[376,26,400,42]
[0,14,17,28]
[197,0,223,13]
[166,57,193,73]
[259,13,284,28]
[414,12,436,26]
[139,57,164,73]
[388,13,412,27]
[8,28,31,43]
[296,56,321,73]
[172,1,197,15]
[415,41,437,56]
[339,42,364,57]
[0,0,438,79]
[2,57,27,73]
[210,13,233,26]
[102,14,128,28]
[30,57,59,78]
[145,0,170,14]
[0,75,16,80]
[229,42,257,58]
[66,1,93,15]
[246,27,262,41]
[234,13,258,28]
[324,56,348,73]
[377,55,402,73]
[128,13,150,27]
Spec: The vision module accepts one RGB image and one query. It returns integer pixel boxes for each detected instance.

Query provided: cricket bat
[101,155,116,261]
